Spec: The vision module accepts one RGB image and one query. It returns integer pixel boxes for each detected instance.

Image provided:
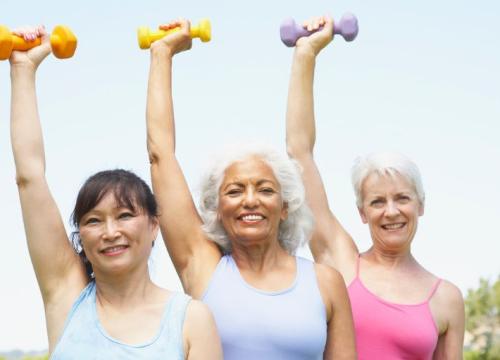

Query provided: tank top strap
[426,278,442,302]
[355,254,361,278]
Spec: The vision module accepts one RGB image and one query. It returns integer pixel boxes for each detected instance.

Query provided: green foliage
[465,275,500,359]
[21,356,48,360]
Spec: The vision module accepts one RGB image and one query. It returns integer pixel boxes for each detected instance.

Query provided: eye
[226,188,242,196]
[84,217,100,225]
[397,195,411,204]
[370,199,384,207]
[118,212,134,220]
[259,187,276,195]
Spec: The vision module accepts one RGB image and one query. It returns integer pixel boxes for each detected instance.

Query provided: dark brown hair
[70,169,158,278]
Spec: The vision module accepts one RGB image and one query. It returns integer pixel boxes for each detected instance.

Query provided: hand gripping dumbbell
[0,25,77,60]
[137,19,211,49]
[280,13,358,47]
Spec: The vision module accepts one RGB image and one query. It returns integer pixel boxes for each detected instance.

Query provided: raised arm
[285,16,358,275]
[9,26,87,347]
[146,19,220,297]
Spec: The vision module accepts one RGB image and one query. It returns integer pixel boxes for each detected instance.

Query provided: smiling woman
[146,18,356,360]
[8,26,221,359]
[285,15,466,360]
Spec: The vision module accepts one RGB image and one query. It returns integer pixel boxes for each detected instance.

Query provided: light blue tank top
[51,281,190,360]
[203,255,327,360]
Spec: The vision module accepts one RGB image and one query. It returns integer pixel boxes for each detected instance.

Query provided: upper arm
[146,47,221,295]
[17,178,87,302]
[433,282,465,359]
[150,154,221,295]
[296,154,358,272]
[315,264,357,359]
[183,300,223,360]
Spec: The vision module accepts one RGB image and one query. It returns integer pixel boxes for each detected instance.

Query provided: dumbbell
[280,13,358,47]
[137,19,211,49]
[0,25,77,60]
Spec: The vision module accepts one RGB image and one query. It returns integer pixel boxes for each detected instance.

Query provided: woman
[146,19,356,359]
[9,26,221,359]
[285,16,465,359]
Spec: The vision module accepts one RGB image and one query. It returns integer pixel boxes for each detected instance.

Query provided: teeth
[383,223,404,230]
[242,215,263,221]
[103,246,126,253]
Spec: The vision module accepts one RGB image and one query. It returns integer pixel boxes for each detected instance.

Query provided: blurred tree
[464,275,500,359]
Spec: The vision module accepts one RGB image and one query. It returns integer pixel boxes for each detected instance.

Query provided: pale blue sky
[1,0,499,351]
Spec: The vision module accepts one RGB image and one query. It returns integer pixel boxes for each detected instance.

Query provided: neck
[364,246,417,269]
[94,264,156,308]
[231,238,290,273]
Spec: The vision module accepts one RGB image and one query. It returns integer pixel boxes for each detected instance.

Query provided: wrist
[293,47,317,66]
[10,63,37,78]
[150,43,174,59]
[294,45,318,60]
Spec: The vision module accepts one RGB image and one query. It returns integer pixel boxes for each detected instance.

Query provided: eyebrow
[222,179,277,191]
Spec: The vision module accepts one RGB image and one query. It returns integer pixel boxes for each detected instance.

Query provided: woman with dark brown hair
[9,26,221,359]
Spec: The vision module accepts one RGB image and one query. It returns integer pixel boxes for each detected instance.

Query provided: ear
[358,207,368,224]
[418,203,425,216]
[150,217,160,242]
[280,201,289,221]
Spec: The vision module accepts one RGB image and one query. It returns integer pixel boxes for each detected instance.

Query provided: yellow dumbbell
[137,19,211,49]
[0,25,77,60]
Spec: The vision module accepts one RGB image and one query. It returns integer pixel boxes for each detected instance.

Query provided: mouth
[381,223,406,230]
[238,213,265,223]
[101,245,129,256]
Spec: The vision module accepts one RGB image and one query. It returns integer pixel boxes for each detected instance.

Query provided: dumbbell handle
[10,34,42,50]
[0,25,77,60]
[138,19,211,49]
[280,13,359,47]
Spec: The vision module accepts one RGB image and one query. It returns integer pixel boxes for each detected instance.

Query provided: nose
[242,188,259,209]
[102,219,121,241]
[384,200,400,217]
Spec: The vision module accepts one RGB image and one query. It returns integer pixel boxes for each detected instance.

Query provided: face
[358,172,424,252]
[78,192,159,277]
[218,157,288,248]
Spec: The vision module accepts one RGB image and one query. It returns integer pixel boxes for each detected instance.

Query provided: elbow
[286,142,313,163]
[15,172,39,190]
[147,147,160,166]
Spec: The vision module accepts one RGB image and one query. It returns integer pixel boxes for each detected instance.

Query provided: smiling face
[359,172,424,252]
[218,157,288,249]
[78,192,159,277]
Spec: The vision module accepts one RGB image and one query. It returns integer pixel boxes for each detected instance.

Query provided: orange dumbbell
[0,25,77,60]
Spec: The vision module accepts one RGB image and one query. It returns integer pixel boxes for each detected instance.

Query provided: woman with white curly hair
[146,19,356,360]
[286,15,465,360]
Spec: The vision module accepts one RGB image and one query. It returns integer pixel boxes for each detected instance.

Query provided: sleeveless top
[347,256,441,360]
[51,281,190,360]
[202,255,327,360]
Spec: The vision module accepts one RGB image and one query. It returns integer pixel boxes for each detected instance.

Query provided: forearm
[10,65,46,187]
[286,48,317,159]
[146,46,176,163]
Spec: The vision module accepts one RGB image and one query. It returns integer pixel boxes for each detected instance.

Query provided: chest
[348,281,439,359]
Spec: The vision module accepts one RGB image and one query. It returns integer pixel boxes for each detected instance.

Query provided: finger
[177,18,191,34]
[313,18,320,30]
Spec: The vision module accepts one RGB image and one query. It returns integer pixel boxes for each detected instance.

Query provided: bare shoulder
[314,262,346,289]
[182,299,222,359]
[431,279,465,335]
[185,299,213,322]
[183,299,217,336]
[434,280,464,308]
[313,262,349,307]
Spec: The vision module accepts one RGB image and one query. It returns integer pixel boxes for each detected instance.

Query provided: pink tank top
[347,256,441,360]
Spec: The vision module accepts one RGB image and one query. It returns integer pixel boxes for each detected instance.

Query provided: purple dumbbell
[280,13,359,47]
